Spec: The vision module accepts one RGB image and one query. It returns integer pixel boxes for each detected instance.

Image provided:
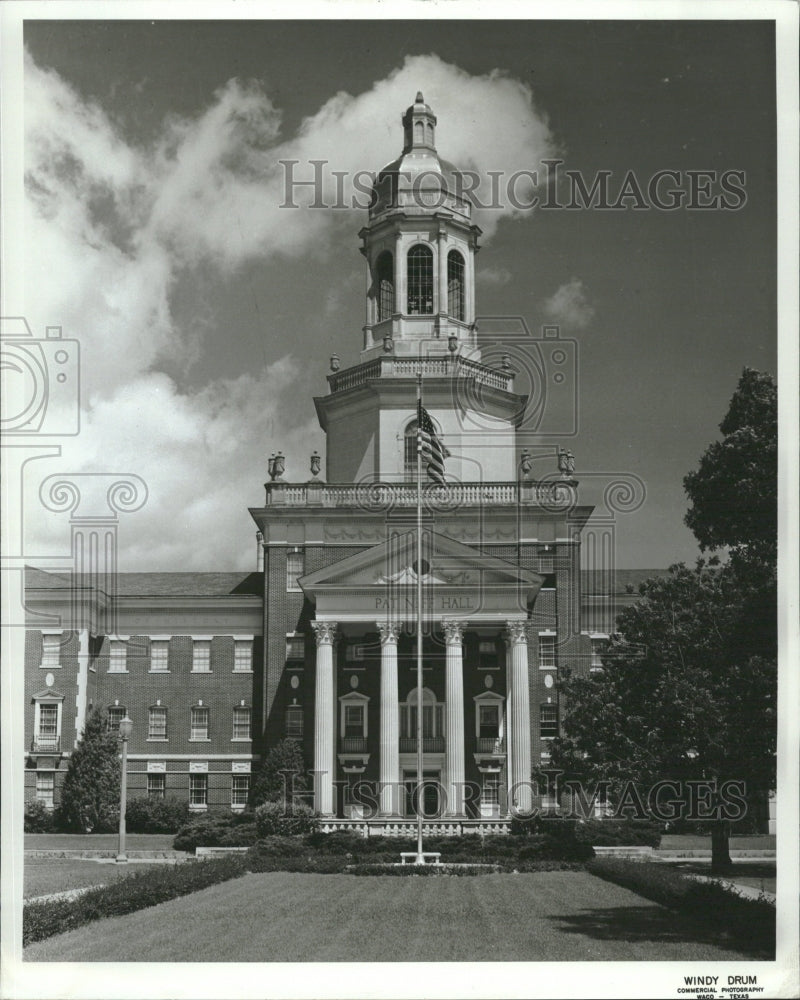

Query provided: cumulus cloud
[477,266,513,287]
[22,51,555,569]
[542,278,595,331]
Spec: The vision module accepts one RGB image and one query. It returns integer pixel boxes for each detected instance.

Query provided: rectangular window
[344,704,364,738]
[189,774,208,808]
[232,707,251,740]
[479,704,500,739]
[148,707,167,740]
[286,551,304,592]
[233,640,253,672]
[39,704,59,738]
[538,635,556,670]
[41,634,61,669]
[109,640,127,673]
[192,640,211,672]
[190,706,209,740]
[591,638,606,671]
[150,640,169,672]
[107,706,125,732]
[231,775,249,808]
[478,640,498,670]
[540,703,558,738]
[285,706,304,738]
[285,636,304,662]
[482,774,500,806]
[147,774,166,799]
[36,773,55,808]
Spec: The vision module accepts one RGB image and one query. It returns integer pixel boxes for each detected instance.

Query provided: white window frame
[107,705,126,732]
[40,632,62,670]
[473,691,505,742]
[190,706,210,741]
[149,639,170,673]
[590,634,609,671]
[191,640,212,673]
[147,773,166,799]
[286,550,304,592]
[34,698,63,752]
[233,638,253,673]
[399,687,444,739]
[108,638,128,674]
[148,706,168,741]
[538,633,556,670]
[339,692,370,739]
[285,704,304,738]
[285,634,305,662]
[36,771,55,808]
[231,774,250,810]
[232,706,251,741]
[540,702,559,739]
[189,774,208,810]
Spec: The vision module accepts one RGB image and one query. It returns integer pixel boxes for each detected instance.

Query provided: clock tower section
[315,94,527,484]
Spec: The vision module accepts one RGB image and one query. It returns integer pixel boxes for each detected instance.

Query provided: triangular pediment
[299,531,541,593]
[32,688,65,701]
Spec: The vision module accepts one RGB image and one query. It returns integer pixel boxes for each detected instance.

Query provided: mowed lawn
[24,858,177,900]
[25,871,763,962]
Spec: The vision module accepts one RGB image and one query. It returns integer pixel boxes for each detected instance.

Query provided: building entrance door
[403,770,441,818]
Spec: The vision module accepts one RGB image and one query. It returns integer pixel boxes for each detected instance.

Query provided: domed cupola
[359,94,482,359]
[370,93,472,224]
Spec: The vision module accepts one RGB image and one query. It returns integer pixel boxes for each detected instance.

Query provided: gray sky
[22,19,776,570]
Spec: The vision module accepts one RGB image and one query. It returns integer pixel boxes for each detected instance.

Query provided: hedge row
[587,858,775,955]
[23,856,247,946]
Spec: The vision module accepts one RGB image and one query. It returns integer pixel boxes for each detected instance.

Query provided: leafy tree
[250,738,308,807]
[550,370,777,873]
[58,708,121,833]
[684,367,777,560]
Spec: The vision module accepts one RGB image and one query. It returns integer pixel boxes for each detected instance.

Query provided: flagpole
[416,371,424,864]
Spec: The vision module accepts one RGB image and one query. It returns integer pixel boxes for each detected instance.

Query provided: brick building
[24,95,656,831]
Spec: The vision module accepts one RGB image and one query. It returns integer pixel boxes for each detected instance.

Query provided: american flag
[417,402,446,484]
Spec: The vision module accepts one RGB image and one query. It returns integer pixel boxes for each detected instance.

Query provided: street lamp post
[116,715,133,863]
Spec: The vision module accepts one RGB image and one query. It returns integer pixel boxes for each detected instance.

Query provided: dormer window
[447,250,465,322]
[407,245,433,315]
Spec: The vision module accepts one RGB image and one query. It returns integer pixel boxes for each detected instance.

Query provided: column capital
[311,621,338,646]
[504,620,531,645]
[377,621,402,644]
[442,618,468,644]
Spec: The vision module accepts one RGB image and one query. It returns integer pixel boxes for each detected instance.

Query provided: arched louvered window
[407,245,433,315]
[376,251,394,321]
[447,250,465,322]
[414,121,424,144]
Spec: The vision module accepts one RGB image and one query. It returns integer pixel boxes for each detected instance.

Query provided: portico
[299,530,542,818]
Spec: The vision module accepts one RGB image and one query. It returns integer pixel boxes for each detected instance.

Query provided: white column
[311,621,338,816]
[378,621,401,816]
[443,619,467,817]
[506,620,532,814]
[504,633,513,812]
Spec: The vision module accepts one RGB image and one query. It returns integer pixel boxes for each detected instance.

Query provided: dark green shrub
[347,863,500,876]
[57,709,120,833]
[250,739,308,807]
[23,856,247,945]
[251,835,309,856]
[218,823,258,847]
[126,796,190,834]
[304,830,367,854]
[574,818,662,848]
[24,800,56,833]
[587,858,774,955]
[173,816,257,852]
[254,801,319,837]
[245,848,348,874]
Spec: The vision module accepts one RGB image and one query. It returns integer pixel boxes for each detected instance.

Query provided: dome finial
[415,91,424,104]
